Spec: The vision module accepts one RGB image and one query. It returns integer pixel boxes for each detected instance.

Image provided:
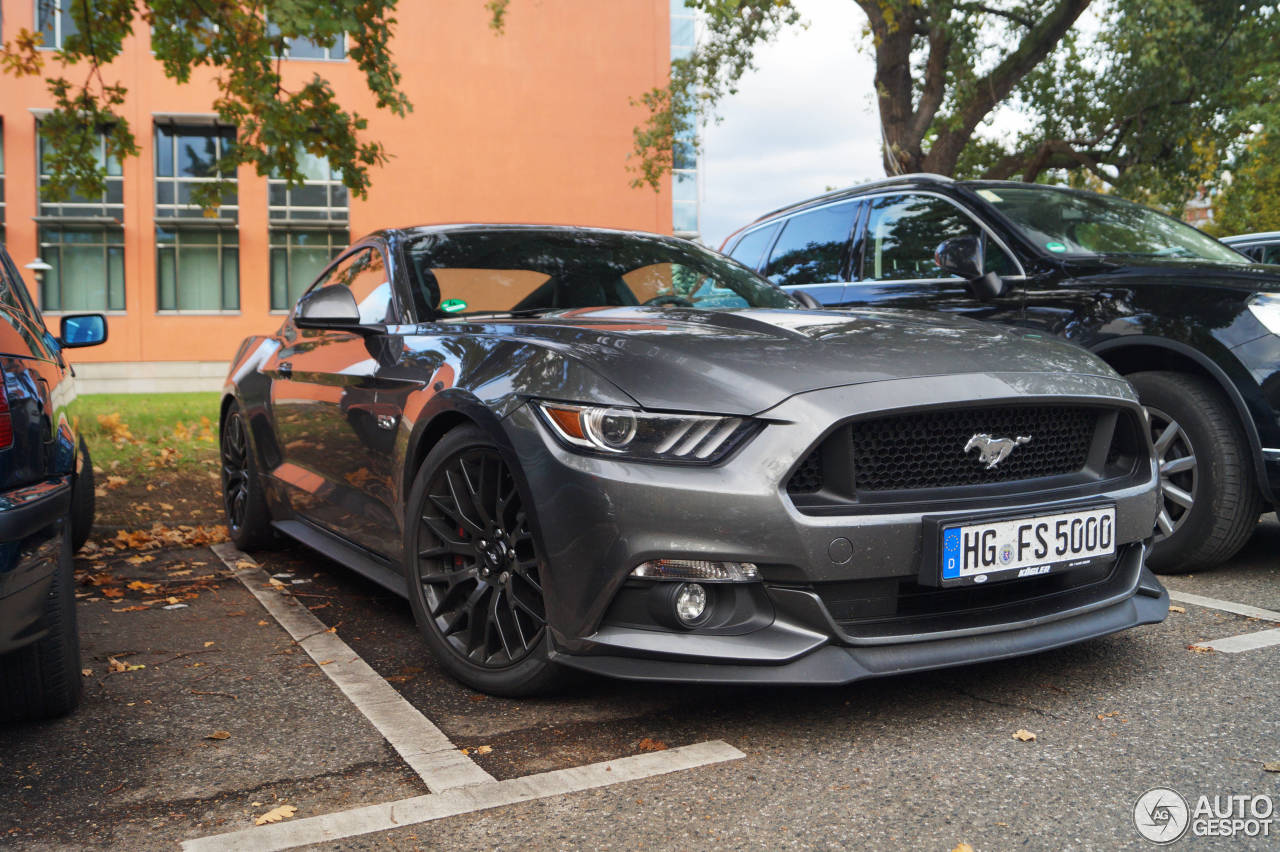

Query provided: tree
[1206,129,1280,236]
[0,1,412,209]
[627,0,1280,206]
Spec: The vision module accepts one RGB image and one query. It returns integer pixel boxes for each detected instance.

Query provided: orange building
[0,0,695,391]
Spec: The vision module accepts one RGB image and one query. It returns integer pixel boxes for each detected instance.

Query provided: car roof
[1221,231,1280,245]
[357,223,699,248]
[745,173,957,226]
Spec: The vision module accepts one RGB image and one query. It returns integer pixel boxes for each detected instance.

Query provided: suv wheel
[0,524,82,721]
[1130,371,1262,573]
[404,425,565,696]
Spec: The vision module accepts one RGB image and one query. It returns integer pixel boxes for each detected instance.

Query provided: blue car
[0,245,105,722]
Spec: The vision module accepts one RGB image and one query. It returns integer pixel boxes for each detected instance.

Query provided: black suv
[0,245,105,721]
[723,175,1280,574]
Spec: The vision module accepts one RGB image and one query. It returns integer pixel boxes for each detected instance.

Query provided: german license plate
[940,506,1115,585]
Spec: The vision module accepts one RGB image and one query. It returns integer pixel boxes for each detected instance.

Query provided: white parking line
[1167,591,1280,623]
[211,543,495,792]
[181,740,745,852]
[1167,590,1280,654]
[1192,628,1280,654]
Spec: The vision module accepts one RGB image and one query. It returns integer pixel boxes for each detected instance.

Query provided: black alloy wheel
[406,426,563,695]
[220,403,274,550]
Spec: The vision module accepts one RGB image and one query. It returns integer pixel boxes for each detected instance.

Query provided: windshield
[970,184,1246,264]
[402,229,797,317]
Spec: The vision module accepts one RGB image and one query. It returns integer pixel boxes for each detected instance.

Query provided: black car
[723,175,1280,573]
[0,245,105,722]
[222,225,1166,696]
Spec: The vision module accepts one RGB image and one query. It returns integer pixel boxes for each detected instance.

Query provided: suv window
[308,248,397,324]
[726,222,780,271]
[764,201,860,287]
[862,194,1016,281]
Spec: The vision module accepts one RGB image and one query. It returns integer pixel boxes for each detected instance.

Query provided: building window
[38,131,124,220]
[154,124,238,221]
[156,228,238,311]
[36,126,125,311]
[39,226,125,312]
[267,21,346,60]
[268,152,349,310]
[269,230,348,311]
[36,1,79,50]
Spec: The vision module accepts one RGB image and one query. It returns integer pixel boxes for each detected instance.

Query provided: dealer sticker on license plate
[940,506,1115,585]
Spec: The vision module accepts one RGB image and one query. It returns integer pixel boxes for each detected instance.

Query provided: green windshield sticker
[976,189,1002,202]
[1046,241,1068,253]
[440,299,467,313]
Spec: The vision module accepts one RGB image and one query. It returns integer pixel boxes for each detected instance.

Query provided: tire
[404,425,565,696]
[1130,371,1263,574]
[70,437,95,552]
[0,524,82,722]
[220,402,275,550]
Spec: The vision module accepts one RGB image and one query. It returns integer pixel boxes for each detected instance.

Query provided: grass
[76,392,222,474]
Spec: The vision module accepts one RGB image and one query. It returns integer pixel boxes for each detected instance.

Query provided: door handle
[278,361,293,379]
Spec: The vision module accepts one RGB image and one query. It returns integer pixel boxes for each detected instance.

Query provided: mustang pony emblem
[964,433,1032,469]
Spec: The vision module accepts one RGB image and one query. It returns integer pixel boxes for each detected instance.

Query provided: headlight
[533,401,752,463]
[1248,293,1280,335]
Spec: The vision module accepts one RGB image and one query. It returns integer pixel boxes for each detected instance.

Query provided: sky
[697,0,883,248]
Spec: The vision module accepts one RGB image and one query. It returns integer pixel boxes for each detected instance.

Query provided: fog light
[631,559,759,582]
[674,583,708,625]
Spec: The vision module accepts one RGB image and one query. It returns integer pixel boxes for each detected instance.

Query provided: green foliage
[1208,128,1280,236]
[2,1,413,211]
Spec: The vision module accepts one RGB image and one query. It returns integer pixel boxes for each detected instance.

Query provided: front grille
[786,404,1115,498]
[851,406,1097,491]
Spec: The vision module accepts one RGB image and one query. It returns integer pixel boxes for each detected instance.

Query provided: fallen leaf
[1012,729,1037,742]
[258,620,269,626]
[101,587,126,599]
[1187,644,1214,653]
[81,668,92,677]
[1097,711,1119,720]
[205,730,231,740]
[1263,762,1280,773]
[1169,605,1186,613]
[125,555,155,567]
[105,474,128,490]
[127,580,159,592]
[107,656,145,673]
[636,737,668,752]
[204,641,216,648]
[474,745,493,755]
[952,844,975,852]
[254,805,298,826]
[112,605,150,613]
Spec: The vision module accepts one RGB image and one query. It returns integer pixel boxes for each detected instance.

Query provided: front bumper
[503,372,1165,682]
[0,477,71,654]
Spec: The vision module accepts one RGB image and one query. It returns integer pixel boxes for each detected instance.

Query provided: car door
[268,244,412,557]
[836,192,1024,323]
[759,200,863,305]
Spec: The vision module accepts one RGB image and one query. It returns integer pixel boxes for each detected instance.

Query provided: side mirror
[792,289,822,309]
[295,284,363,330]
[934,235,1004,300]
[58,313,107,348]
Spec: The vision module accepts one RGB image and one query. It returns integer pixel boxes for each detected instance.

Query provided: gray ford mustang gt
[220,225,1169,695]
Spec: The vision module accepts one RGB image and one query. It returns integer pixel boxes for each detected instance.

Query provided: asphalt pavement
[1,517,1277,851]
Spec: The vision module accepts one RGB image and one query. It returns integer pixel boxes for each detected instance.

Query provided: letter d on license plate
[940,506,1115,585]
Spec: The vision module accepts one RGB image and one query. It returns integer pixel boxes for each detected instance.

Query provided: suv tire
[1130,371,1262,573]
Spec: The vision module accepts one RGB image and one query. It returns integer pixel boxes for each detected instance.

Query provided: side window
[763,201,860,287]
[1260,244,1280,265]
[862,194,1016,281]
[308,248,396,324]
[726,222,780,271]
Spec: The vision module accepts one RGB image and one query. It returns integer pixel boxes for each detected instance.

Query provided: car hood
[474,307,1119,415]
[1058,257,1280,293]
